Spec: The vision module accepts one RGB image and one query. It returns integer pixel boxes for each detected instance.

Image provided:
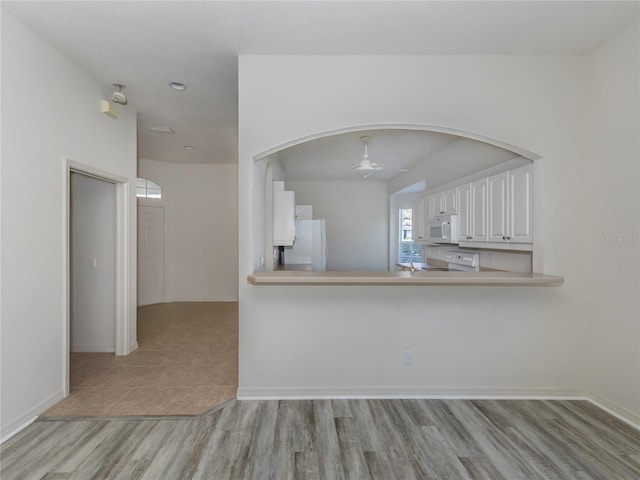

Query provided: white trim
[587,392,640,431]
[115,180,131,355]
[62,162,70,396]
[70,347,116,353]
[237,387,640,431]
[253,123,542,162]
[0,390,64,444]
[68,161,128,184]
[237,386,585,400]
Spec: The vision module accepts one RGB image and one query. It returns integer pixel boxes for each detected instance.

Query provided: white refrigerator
[284,219,327,271]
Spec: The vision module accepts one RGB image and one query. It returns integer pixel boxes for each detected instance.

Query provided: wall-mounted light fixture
[111,83,127,104]
[100,100,118,119]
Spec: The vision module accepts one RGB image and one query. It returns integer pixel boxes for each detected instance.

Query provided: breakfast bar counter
[247,270,564,286]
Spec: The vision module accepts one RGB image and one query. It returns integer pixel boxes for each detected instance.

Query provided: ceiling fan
[348,136,408,178]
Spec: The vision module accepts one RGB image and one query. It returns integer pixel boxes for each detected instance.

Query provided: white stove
[445,251,480,272]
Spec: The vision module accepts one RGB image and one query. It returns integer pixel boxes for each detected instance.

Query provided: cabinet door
[442,188,458,214]
[426,194,437,221]
[488,171,509,242]
[508,164,533,243]
[431,192,443,216]
[412,198,426,243]
[457,184,471,240]
[470,179,488,241]
[273,190,295,246]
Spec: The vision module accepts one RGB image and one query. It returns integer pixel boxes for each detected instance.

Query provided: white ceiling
[3,1,638,169]
[279,130,457,182]
[276,129,520,186]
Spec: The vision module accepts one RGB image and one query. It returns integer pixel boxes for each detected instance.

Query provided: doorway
[70,173,117,352]
[137,205,166,305]
[64,160,133,396]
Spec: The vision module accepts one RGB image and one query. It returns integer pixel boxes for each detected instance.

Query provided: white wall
[71,173,116,352]
[239,54,593,407]
[138,158,238,302]
[585,25,640,421]
[1,12,138,439]
[286,180,389,271]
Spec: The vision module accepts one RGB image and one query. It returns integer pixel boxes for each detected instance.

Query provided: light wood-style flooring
[4,398,640,479]
[41,302,238,417]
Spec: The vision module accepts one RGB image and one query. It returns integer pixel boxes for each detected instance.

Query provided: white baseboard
[586,392,640,430]
[70,346,115,353]
[237,386,640,431]
[236,385,585,400]
[128,341,139,354]
[0,390,65,444]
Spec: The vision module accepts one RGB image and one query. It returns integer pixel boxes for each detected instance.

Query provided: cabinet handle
[467,236,472,240]
[502,236,506,240]
[507,236,511,240]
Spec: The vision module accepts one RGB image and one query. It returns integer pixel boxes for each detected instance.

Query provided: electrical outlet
[403,350,413,365]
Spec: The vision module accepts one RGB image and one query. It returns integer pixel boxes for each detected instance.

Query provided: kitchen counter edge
[247,270,564,286]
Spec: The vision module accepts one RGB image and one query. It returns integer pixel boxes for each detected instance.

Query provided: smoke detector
[111,83,127,105]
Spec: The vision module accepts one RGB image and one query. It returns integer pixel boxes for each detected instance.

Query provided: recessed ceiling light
[149,126,175,134]
[184,145,194,150]
[169,82,187,91]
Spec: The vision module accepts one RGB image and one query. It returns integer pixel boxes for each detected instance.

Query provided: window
[136,178,162,199]
[399,208,422,263]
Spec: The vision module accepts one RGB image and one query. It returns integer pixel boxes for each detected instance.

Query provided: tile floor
[41,302,238,417]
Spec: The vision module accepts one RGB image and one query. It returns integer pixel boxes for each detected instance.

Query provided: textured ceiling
[3,1,638,168]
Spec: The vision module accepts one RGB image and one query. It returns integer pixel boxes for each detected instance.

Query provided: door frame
[63,159,132,395]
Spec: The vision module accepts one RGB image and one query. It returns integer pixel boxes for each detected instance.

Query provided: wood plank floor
[3,399,640,479]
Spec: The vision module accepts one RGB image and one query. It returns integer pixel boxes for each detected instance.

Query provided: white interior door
[71,173,116,352]
[137,205,165,305]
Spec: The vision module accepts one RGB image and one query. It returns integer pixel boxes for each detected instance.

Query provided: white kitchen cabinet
[458,180,488,242]
[508,164,533,243]
[470,179,488,242]
[457,184,471,240]
[444,187,458,214]
[488,171,509,242]
[433,188,458,215]
[273,189,295,246]
[412,197,427,243]
[426,194,437,221]
[487,165,532,244]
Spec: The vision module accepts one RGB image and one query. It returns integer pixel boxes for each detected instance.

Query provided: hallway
[42,302,237,417]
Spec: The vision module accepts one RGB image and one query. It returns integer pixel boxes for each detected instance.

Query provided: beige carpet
[41,302,238,417]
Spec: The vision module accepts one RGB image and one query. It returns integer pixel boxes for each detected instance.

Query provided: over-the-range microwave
[428,214,459,244]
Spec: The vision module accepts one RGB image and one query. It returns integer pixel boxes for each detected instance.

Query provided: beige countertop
[247,270,564,286]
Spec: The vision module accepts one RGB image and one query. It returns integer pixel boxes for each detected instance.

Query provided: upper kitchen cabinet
[273,181,295,246]
[470,179,489,242]
[488,171,509,242]
[412,196,428,243]
[457,183,471,240]
[433,187,458,215]
[487,164,532,244]
[508,164,533,243]
[458,179,489,242]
